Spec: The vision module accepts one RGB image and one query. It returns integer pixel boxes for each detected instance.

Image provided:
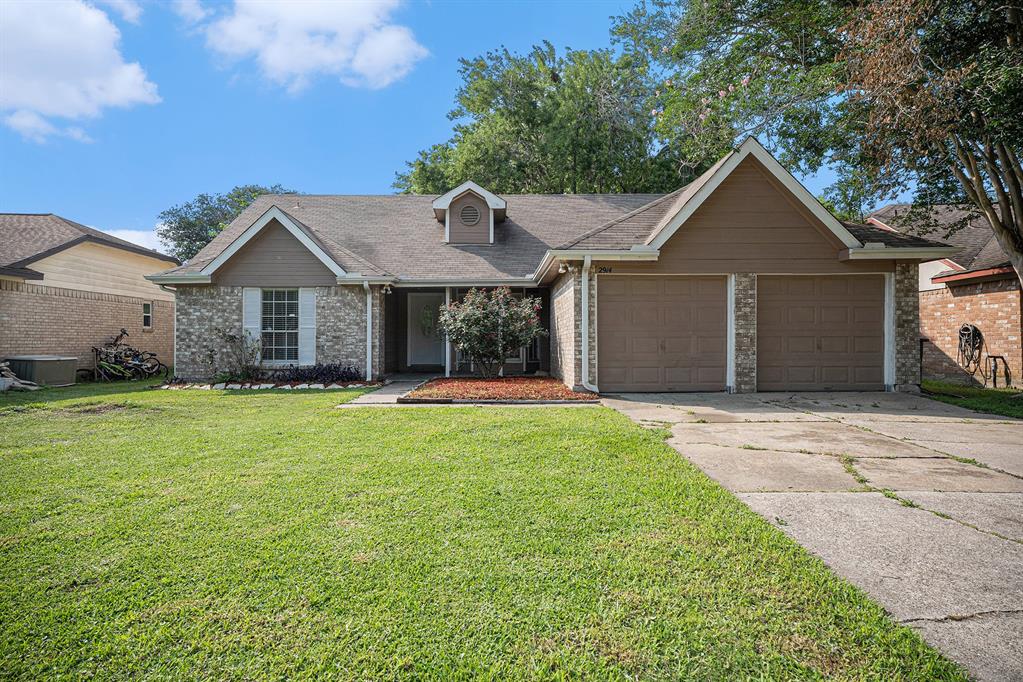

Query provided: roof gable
[645,137,862,250]
[199,206,347,279]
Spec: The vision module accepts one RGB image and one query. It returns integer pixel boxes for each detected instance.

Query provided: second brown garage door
[757,275,885,391]
[598,276,726,392]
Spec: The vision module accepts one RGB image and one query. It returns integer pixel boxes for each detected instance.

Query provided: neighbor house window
[261,289,299,362]
[142,302,153,329]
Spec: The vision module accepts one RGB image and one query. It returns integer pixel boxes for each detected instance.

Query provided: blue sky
[0,0,838,252]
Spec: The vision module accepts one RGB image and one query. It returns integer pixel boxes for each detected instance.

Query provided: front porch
[382,286,551,378]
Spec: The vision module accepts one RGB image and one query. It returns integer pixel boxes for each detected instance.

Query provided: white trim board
[432,181,507,212]
[199,206,346,278]
[646,137,861,251]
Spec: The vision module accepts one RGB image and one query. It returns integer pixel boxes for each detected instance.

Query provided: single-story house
[868,204,1021,387]
[149,138,953,392]
[0,213,180,372]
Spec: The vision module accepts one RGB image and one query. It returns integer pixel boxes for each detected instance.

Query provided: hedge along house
[148,139,954,392]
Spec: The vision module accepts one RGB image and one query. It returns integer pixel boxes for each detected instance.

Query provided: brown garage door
[598,276,726,392]
[757,275,885,391]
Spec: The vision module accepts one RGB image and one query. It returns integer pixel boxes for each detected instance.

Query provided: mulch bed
[402,377,597,403]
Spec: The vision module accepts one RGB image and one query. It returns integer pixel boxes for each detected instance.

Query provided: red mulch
[407,377,595,401]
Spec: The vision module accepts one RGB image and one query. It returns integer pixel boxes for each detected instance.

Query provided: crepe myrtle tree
[438,287,547,379]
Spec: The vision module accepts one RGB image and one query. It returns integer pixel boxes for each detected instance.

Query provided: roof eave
[145,273,212,284]
[839,247,959,260]
[932,266,1016,284]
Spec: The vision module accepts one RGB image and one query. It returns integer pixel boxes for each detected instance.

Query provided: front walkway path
[346,374,436,405]
[604,391,1023,682]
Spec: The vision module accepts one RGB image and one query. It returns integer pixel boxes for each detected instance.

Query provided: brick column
[894,262,921,391]
[732,273,757,393]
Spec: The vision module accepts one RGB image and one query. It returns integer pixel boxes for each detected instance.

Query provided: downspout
[159,284,177,378]
[363,281,373,381]
[580,256,598,393]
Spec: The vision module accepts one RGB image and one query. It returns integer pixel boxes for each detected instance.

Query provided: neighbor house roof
[868,204,1012,279]
[0,213,179,279]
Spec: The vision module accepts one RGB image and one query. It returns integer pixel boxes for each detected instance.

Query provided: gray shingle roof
[0,213,179,269]
[557,188,687,250]
[868,203,1011,274]
[841,221,946,249]
[168,193,664,280]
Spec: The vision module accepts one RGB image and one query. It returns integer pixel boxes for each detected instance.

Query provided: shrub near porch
[0,383,963,679]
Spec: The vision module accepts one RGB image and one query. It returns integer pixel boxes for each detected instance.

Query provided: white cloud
[172,0,210,24]
[205,0,428,92]
[0,0,159,142]
[105,228,164,252]
[96,0,142,24]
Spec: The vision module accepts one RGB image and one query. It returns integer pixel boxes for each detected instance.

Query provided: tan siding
[31,241,177,300]
[448,193,490,244]
[610,157,894,275]
[213,220,337,286]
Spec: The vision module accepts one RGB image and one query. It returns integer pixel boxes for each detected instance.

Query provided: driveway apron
[605,391,1023,682]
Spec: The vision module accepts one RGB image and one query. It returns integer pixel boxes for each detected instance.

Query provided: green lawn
[923,379,1023,419]
[1,382,964,680]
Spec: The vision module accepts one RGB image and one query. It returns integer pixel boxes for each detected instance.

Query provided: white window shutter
[242,288,262,360]
[298,288,317,365]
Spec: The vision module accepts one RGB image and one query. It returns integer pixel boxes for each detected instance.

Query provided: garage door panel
[820,306,849,324]
[631,279,660,296]
[663,278,692,296]
[854,336,883,353]
[599,275,726,392]
[820,336,849,353]
[758,275,884,391]
[787,306,816,325]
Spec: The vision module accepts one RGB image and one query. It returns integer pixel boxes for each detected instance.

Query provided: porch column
[444,287,452,377]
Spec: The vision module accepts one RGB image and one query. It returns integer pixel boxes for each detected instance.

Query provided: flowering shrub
[438,287,547,378]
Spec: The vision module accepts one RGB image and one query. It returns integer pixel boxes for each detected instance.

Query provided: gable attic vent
[460,204,481,225]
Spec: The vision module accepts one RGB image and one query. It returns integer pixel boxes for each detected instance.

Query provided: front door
[407,293,445,366]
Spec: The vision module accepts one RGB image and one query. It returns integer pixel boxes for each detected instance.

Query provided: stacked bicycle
[92,329,169,381]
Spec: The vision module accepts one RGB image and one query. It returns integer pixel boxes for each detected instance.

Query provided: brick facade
[173,284,384,380]
[919,276,1021,387]
[549,270,576,388]
[895,262,922,391]
[549,266,597,391]
[0,278,174,372]
[732,273,757,393]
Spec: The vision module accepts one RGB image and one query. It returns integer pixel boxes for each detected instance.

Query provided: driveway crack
[902,608,1023,625]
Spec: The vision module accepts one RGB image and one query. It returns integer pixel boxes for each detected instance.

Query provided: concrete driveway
[605,391,1023,682]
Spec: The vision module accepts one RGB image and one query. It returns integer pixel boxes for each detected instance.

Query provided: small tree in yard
[438,287,546,378]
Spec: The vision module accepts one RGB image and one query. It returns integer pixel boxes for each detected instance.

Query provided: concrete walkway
[605,391,1023,682]
[344,374,436,405]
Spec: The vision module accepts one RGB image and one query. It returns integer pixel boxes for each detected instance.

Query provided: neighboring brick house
[869,204,1021,388]
[150,139,953,392]
[0,214,179,373]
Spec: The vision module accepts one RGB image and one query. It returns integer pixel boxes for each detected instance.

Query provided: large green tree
[157,184,296,261]
[395,43,690,195]
[613,0,1023,282]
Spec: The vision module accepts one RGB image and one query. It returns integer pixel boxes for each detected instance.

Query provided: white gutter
[363,281,373,381]
[840,247,958,260]
[444,287,452,377]
[145,274,212,284]
[580,255,598,393]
